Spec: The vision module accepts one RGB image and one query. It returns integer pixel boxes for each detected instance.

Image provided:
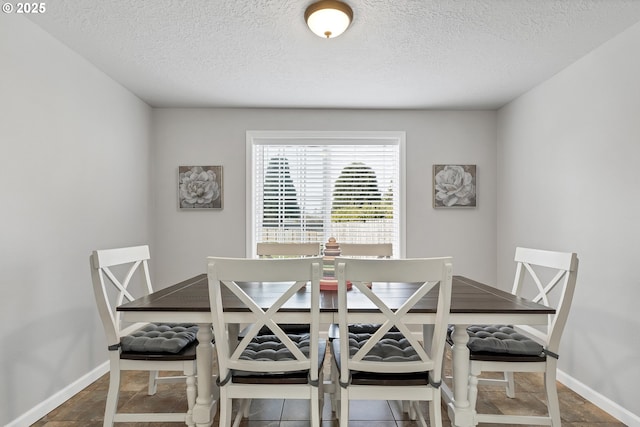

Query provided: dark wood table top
[118,274,554,315]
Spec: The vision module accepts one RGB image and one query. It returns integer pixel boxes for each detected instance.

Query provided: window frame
[246,130,406,258]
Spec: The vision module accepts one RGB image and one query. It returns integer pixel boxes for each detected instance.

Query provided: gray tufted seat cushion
[327,323,400,341]
[230,333,327,383]
[454,325,544,356]
[331,332,433,386]
[239,333,317,361]
[345,324,384,334]
[346,331,420,362]
[121,323,198,354]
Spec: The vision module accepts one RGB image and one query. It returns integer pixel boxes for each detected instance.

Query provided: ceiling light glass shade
[305,0,353,39]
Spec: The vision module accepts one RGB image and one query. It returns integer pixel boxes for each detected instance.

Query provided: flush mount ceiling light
[305,0,353,39]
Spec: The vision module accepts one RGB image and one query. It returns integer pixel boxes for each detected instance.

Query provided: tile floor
[32,356,626,427]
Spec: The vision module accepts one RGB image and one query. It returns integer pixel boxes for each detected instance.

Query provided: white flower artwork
[433,164,476,208]
[178,165,223,209]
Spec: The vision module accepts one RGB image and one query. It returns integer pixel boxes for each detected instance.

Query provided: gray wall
[0,15,152,425]
[497,20,640,421]
[150,108,497,287]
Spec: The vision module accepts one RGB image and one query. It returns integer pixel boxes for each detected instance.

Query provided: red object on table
[319,278,351,291]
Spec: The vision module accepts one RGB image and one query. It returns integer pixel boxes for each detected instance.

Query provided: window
[247,131,405,258]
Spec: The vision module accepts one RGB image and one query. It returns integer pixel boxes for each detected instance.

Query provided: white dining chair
[207,256,325,427]
[327,242,394,338]
[339,242,393,258]
[90,245,198,426]
[249,242,322,337]
[256,242,322,258]
[332,257,453,427]
[449,247,579,426]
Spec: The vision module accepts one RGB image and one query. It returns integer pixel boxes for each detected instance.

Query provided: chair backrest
[335,257,452,381]
[90,245,153,348]
[256,242,322,258]
[511,247,579,354]
[207,257,322,382]
[339,243,393,258]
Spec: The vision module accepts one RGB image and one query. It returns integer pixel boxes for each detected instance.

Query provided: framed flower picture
[433,164,476,208]
[178,165,223,209]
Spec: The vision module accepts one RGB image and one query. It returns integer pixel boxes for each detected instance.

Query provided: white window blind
[250,136,402,257]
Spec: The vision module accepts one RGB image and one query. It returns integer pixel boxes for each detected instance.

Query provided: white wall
[497,21,640,423]
[151,109,497,287]
[0,15,152,425]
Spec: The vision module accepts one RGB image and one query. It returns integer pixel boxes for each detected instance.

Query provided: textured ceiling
[27,0,640,109]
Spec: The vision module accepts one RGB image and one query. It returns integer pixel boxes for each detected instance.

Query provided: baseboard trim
[6,361,109,427]
[6,363,639,426]
[557,369,639,426]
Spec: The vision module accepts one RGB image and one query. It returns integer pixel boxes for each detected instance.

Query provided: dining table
[117,274,554,427]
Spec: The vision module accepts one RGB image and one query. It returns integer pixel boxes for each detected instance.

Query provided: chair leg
[545,364,561,426]
[339,387,349,427]
[311,386,320,427]
[219,389,232,427]
[103,365,120,427]
[505,371,515,398]
[412,401,428,427]
[330,362,338,414]
[241,398,251,417]
[409,400,417,420]
[430,391,442,427]
[318,371,325,421]
[229,398,250,427]
[229,400,246,427]
[148,370,159,395]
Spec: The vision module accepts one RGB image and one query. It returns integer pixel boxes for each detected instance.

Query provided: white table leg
[193,323,217,427]
[447,324,475,427]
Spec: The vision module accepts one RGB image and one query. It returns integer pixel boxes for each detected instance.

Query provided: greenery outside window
[247,131,405,258]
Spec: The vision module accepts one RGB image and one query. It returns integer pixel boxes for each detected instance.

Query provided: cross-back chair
[339,243,393,258]
[250,242,322,337]
[90,245,198,426]
[207,256,325,427]
[449,247,579,426]
[332,257,453,427]
[256,242,322,258]
[327,242,394,340]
